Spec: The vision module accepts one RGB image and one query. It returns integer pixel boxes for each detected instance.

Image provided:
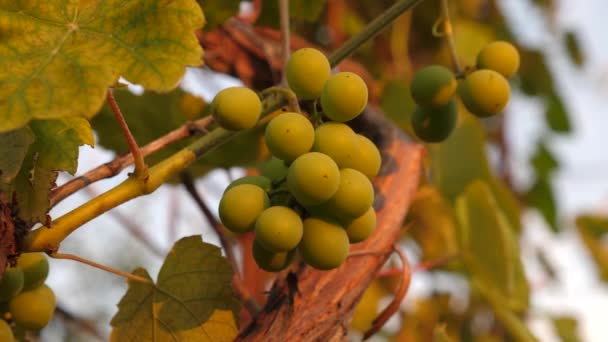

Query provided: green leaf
[256,0,327,27]
[111,236,240,341]
[524,178,558,232]
[0,127,34,183]
[563,31,584,66]
[519,49,554,96]
[0,0,205,132]
[380,79,415,133]
[455,181,529,312]
[552,316,582,342]
[530,141,559,179]
[545,92,571,134]
[576,215,608,281]
[196,0,240,30]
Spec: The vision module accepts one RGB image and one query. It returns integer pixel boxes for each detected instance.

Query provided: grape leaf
[111,236,240,341]
[576,215,608,281]
[552,316,582,342]
[455,180,529,313]
[0,127,34,183]
[563,31,585,66]
[0,0,205,132]
[196,0,240,30]
[530,141,559,179]
[524,178,558,232]
[380,79,415,133]
[545,92,572,134]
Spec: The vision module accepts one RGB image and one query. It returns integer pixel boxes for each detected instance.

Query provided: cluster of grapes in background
[0,253,54,341]
[410,41,520,143]
[212,48,381,272]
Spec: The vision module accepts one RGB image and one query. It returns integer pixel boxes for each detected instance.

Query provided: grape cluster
[410,40,520,143]
[215,48,381,271]
[0,253,54,340]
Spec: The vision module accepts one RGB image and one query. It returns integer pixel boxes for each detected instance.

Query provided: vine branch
[50,252,152,284]
[279,0,290,86]
[439,0,462,74]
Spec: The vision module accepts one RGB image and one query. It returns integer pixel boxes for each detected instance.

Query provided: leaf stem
[440,0,462,74]
[106,90,148,179]
[328,0,425,67]
[279,0,290,86]
[50,252,152,284]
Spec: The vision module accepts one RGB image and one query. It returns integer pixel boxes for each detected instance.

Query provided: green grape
[265,112,315,161]
[476,41,520,79]
[312,122,357,168]
[342,134,382,179]
[410,65,457,107]
[0,267,24,302]
[0,319,15,342]
[17,253,48,291]
[321,72,368,122]
[226,175,272,192]
[219,184,269,233]
[287,152,340,206]
[344,208,377,243]
[286,48,331,100]
[9,284,56,331]
[259,157,288,182]
[459,69,510,118]
[255,206,303,252]
[324,168,374,220]
[411,98,458,143]
[252,240,296,272]
[212,86,262,130]
[299,217,350,270]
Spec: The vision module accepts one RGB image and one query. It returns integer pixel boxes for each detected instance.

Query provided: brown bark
[236,111,424,341]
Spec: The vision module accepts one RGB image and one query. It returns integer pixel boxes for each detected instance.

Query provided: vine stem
[106,90,148,179]
[440,0,462,74]
[279,0,290,86]
[328,0,425,67]
[50,252,152,284]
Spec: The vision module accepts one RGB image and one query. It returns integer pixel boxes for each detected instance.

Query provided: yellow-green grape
[287,152,340,206]
[212,87,262,130]
[226,175,272,192]
[260,157,288,182]
[325,168,374,220]
[299,217,350,270]
[0,319,15,342]
[476,41,520,78]
[219,184,269,233]
[286,48,331,100]
[459,70,510,118]
[411,99,458,143]
[410,65,457,107]
[255,206,303,252]
[312,122,357,168]
[9,284,56,331]
[265,112,315,162]
[342,134,382,179]
[252,239,296,272]
[0,267,24,302]
[344,208,377,243]
[321,72,368,122]
[17,253,48,291]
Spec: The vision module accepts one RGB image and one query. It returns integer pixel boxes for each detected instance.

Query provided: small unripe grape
[476,41,520,78]
[0,267,24,302]
[410,65,457,107]
[299,217,350,270]
[312,122,357,168]
[212,87,262,130]
[265,112,315,161]
[342,134,382,179]
[9,284,56,331]
[17,253,48,291]
[226,176,272,192]
[286,48,331,100]
[287,152,340,206]
[219,184,269,233]
[252,240,296,272]
[344,208,377,243]
[459,69,510,118]
[260,157,288,182]
[255,206,303,252]
[325,168,374,220]
[321,72,368,122]
[411,98,458,143]
[0,319,15,342]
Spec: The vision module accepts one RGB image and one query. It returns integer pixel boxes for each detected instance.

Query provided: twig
[166,188,180,243]
[279,0,290,86]
[54,305,106,341]
[413,253,459,272]
[50,252,152,284]
[439,0,462,74]
[328,0,425,67]
[49,116,214,208]
[106,90,148,179]
[363,245,412,340]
